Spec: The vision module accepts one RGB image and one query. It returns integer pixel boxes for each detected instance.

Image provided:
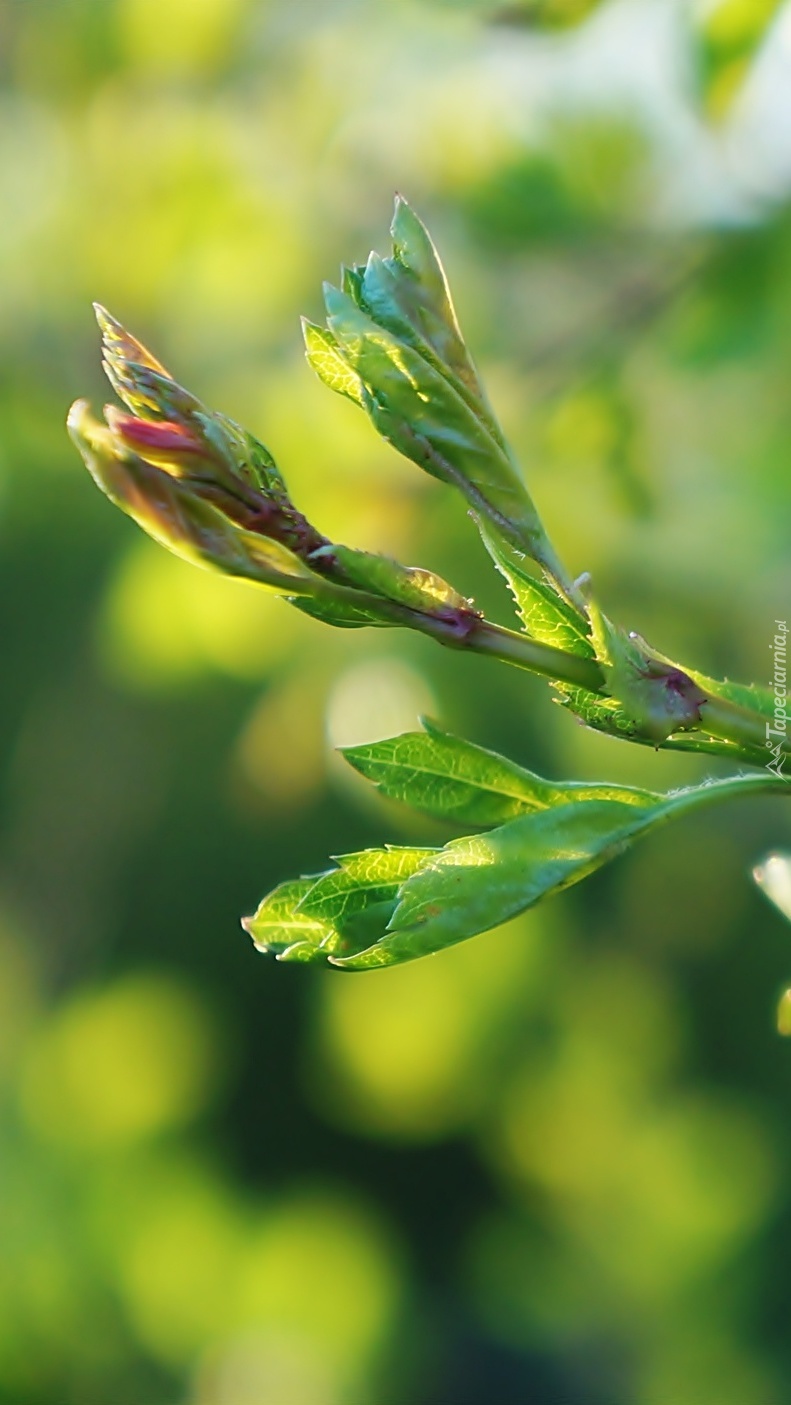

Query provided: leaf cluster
[68,199,789,980]
[245,723,785,970]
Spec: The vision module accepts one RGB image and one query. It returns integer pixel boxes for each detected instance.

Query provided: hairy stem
[459,617,604,688]
[425,613,791,768]
[700,694,791,762]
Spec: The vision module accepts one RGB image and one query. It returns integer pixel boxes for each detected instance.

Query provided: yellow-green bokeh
[2,0,791,1401]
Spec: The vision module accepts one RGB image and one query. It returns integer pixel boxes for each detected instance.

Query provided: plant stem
[429,615,606,690]
[663,771,791,817]
[314,576,790,767]
[414,430,587,612]
[699,694,791,760]
[305,571,606,690]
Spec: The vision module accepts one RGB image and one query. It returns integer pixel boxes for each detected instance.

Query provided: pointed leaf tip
[93,304,172,380]
[391,192,417,220]
[66,397,90,437]
[93,301,119,331]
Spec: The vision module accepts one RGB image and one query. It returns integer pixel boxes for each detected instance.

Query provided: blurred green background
[1,0,791,1401]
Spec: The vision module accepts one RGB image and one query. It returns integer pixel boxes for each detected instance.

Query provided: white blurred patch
[195,1333,336,1405]
[753,852,791,923]
[325,657,437,751]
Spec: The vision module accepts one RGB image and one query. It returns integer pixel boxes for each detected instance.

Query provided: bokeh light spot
[20,974,218,1147]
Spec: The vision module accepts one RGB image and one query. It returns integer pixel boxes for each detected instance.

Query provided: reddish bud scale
[106,409,212,475]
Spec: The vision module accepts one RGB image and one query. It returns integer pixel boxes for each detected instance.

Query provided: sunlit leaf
[323,282,539,538]
[249,747,786,970]
[329,545,475,619]
[297,847,434,950]
[336,771,787,968]
[554,682,768,767]
[361,198,502,441]
[478,520,594,656]
[242,876,332,962]
[342,720,654,827]
[243,849,436,964]
[302,320,366,407]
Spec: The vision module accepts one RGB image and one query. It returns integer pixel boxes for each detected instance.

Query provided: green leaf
[359,250,492,433]
[345,797,655,968]
[297,848,434,950]
[334,772,788,968]
[249,737,788,970]
[242,848,436,965]
[342,720,655,827]
[478,520,594,657]
[554,682,767,766]
[207,412,291,501]
[554,682,641,739]
[288,594,398,630]
[309,201,578,586]
[328,545,475,619]
[389,196,466,367]
[360,204,503,444]
[584,601,708,745]
[323,283,540,539]
[341,264,367,306]
[242,876,333,962]
[302,320,366,407]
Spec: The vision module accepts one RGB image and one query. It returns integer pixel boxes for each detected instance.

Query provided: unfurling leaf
[365,196,503,440]
[307,199,571,578]
[95,304,291,503]
[321,282,534,530]
[242,848,435,964]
